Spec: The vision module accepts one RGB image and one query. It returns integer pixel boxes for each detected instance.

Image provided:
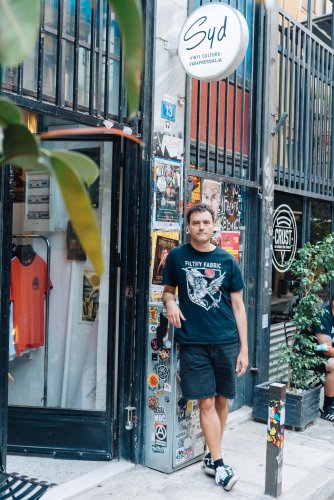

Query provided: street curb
[281,456,334,500]
[43,406,253,499]
[42,460,135,500]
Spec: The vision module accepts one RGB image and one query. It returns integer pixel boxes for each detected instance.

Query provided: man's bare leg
[215,396,229,443]
[199,397,222,460]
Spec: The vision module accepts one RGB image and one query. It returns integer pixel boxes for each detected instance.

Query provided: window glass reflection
[109,60,120,117]
[78,47,91,108]
[64,0,75,37]
[43,35,57,98]
[80,0,92,44]
[44,0,58,30]
[23,40,38,93]
[64,41,74,103]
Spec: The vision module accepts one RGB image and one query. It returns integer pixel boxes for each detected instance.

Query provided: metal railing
[275,9,334,199]
[188,0,259,186]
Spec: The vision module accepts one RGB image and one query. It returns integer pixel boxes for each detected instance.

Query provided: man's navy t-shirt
[162,243,244,345]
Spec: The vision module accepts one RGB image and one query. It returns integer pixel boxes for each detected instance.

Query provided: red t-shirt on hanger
[10,254,52,355]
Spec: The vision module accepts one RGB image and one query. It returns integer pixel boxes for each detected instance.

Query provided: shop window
[271,193,303,324]
[8,131,113,411]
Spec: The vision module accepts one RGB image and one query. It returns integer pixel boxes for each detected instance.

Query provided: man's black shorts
[179,343,239,400]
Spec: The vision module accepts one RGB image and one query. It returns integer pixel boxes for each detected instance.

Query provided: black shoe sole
[203,463,216,477]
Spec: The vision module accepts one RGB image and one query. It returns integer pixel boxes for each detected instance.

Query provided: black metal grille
[188,0,258,186]
[275,9,334,199]
[1,0,124,123]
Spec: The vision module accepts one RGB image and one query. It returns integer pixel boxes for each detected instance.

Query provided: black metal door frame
[7,133,123,460]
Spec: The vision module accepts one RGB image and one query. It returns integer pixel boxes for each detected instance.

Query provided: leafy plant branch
[0,0,144,275]
[278,234,334,391]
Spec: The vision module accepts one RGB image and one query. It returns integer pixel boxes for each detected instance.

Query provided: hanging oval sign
[272,204,297,273]
[178,3,249,81]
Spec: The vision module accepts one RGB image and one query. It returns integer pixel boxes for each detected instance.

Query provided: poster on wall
[221,183,242,230]
[154,158,181,229]
[82,269,100,322]
[186,175,202,209]
[153,133,183,160]
[201,179,221,225]
[152,234,179,285]
[151,231,180,301]
[220,231,240,263]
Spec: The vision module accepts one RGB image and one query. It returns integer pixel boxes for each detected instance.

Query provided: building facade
[0,0,334,469]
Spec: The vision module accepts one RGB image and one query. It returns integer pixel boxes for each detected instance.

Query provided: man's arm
[162,285,185,328]
[315,332,334,357]
[230,290,248,376]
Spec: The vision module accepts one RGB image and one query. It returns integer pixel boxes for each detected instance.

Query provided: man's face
[187,210,214,244]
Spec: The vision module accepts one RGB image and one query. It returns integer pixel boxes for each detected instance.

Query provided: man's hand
[235,350,248,377]
[166,300,185,328]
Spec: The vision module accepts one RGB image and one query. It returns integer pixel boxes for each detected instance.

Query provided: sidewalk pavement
[40,405,334,500]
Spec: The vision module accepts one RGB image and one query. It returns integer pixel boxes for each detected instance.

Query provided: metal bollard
[265,382,286,497]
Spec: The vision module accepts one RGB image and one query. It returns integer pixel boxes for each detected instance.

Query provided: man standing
[162,203,248,491]
[315,295,334,422]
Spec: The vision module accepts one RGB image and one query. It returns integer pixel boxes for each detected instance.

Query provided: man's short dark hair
[187,203,215,224]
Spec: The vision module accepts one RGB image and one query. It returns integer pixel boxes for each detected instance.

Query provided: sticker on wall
[176,447,185,463]
[272,204,297,273]
[151,338,159,352]
[148,373,159,389]
[154,412,166,423]
[149,325,157,333]
[152,353,158,362]
[155,423,167,447]
[159,348,170,362]
[148,396,159,410]
[152,444,165,454]
[149,307,159,323]
[187,400,193,413]
[154,364,170,381]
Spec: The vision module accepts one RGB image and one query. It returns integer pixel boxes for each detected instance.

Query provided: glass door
[8,136,121,459]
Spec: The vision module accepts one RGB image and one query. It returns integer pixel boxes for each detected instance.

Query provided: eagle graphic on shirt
[182,267,226,311]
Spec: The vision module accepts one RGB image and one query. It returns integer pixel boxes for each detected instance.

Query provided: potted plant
[253,234,334,429]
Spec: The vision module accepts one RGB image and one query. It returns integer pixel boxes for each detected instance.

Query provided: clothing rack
[12,234,51,408]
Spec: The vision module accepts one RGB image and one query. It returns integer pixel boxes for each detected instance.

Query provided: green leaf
[49,151,99,187]
[0,97,22,126]
[0,0,41,65]
[49,154,104,277]
[108,0,143,117]
[2,124,41,169]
